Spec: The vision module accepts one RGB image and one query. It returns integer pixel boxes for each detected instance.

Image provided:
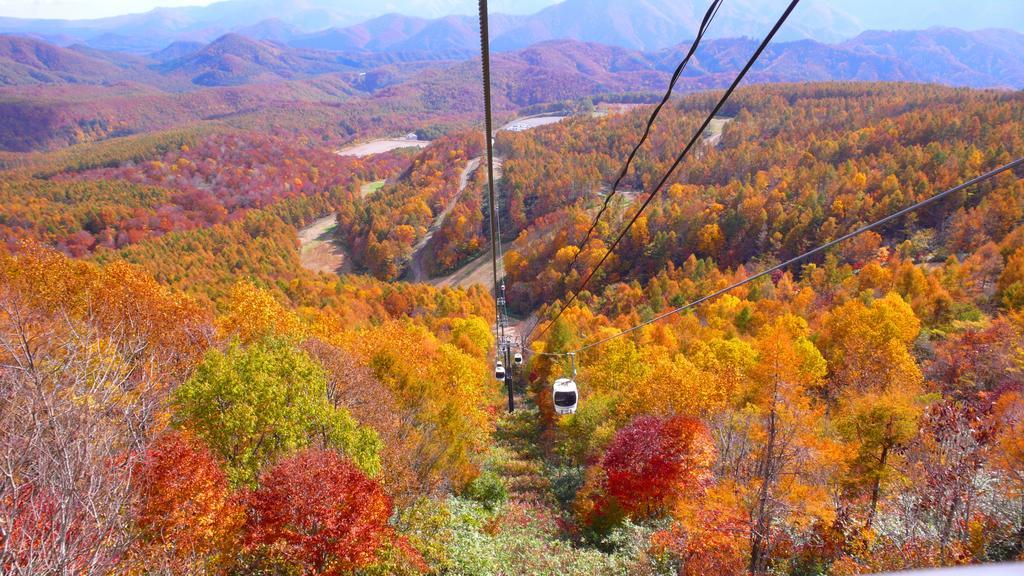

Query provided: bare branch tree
[0,283,203,575]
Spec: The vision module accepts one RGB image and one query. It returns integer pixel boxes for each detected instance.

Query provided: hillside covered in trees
[506,82,1024,573]
[0,81,1023,575]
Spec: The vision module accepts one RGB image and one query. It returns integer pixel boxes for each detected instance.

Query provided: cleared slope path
[407,157,486,282]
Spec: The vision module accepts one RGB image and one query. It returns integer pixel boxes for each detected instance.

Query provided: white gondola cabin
[495,362,506,380]
[513,352,523,365]
[552,378,578,415]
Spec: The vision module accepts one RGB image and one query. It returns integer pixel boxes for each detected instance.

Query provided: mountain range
[2,0,1022,54]
[0,25,1022,153]
[3,27,1023,92]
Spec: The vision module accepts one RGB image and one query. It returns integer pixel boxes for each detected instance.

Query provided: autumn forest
[1,6,1024,574]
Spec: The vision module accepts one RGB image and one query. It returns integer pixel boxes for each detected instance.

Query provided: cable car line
[530,0,802,346]
[534,158,1023,359]
[479,0,499,344]
[478,0,505,399]
[560,0,725,282]
[519,0,725,349]
[479,0,522,412]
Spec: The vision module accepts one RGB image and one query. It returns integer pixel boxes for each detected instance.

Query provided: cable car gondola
[513,352,523,365]
[552,378,578,415]
[495,362,506,380]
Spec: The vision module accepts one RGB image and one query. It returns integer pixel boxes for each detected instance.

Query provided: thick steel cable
[531,0,801,345]
[479,0,502,347]
[533,158,1023,358]
[480,0,517,412]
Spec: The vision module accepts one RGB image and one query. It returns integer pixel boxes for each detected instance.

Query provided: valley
[5,74,1024,576]
[2,24,1024,153]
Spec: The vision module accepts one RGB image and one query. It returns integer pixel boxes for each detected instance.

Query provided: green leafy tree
[836,388,922,529]
[174,337,381,486]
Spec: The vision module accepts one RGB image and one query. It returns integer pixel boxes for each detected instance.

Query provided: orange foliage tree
[132,430,243,573]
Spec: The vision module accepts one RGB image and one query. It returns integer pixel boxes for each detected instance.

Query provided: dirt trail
[491,403,553,506]
[407,157,483,282]
[704,116,732,147]
[428,240,514,289]
[298,174,390,276]
[298,215,351,275]
[426,160,506,289]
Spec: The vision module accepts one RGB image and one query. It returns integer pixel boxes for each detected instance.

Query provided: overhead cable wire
[530,0,802,345]
[534,157,1023,358]
[520,0,725,348]
[560,0,725,280]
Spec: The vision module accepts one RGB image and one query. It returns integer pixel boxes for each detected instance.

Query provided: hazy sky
[0,0,216,19]
[0,0,562,20]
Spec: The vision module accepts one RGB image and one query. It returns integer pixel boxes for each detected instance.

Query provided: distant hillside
[842,28,1024,89]
[512,31,1024,91]
[0,35,136,85]
[280,1,856,55]
[291,14,436,52]
[5,26,1022,91]
[234,18,301,44]
[486,0,859,51]
[157,34,357,86]
[150,41,204,63]
[487,0,1024,49]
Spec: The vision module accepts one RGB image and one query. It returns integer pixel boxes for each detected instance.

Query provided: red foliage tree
[245,449,394,574]
[597,414,715,519]
[1,484,64,574]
